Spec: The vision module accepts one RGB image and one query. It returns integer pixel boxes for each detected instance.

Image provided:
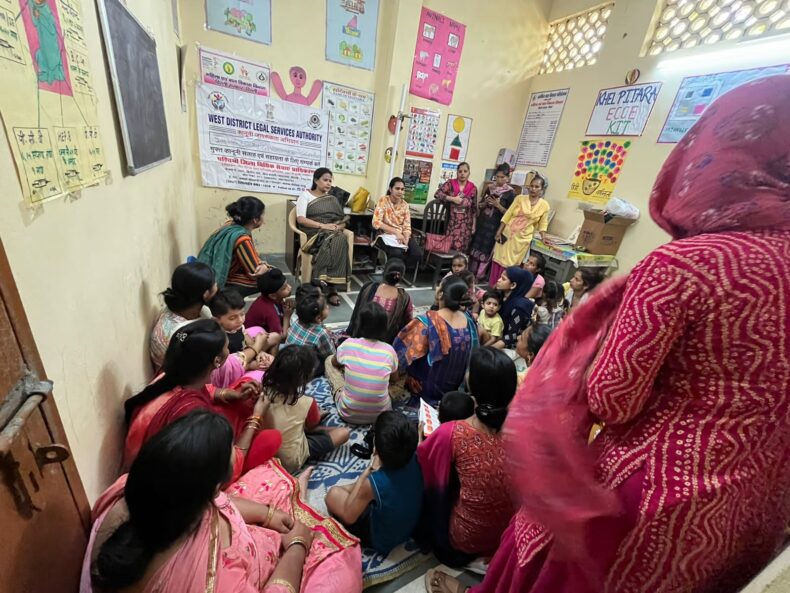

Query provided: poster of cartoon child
[19,0,73,95]
[205,0,272,45]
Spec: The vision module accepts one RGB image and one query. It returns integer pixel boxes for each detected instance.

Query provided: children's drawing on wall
[568,138,631,205]
[271,66,322,105]
[19,0,72,94]
[205,0,272,45]
[326,0,378,70]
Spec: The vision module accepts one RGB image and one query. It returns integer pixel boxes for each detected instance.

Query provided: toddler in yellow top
[477,290,504,346]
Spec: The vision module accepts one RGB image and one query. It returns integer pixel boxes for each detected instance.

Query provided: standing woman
[489,174,550,287]
[296,167,350,306]
[433,162,478,253]
[373,177,423,269]
[197,196,270,296]
[468,164,516,280]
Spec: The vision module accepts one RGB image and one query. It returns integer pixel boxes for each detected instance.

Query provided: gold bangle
[286,536,309,552]
[234,444,249,453]
[216,389,227,403]
[263,504,276,527]
[269,579,297,593]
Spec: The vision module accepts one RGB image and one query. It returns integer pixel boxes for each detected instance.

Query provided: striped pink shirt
[335,338,397,424]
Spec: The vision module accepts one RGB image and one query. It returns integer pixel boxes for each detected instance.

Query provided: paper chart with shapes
[441,114,471,162]
[405,106,440,160]
[658,64,789,144]
[568,138,630,205]
[325,0,378,71]
[205,0,271,45]
[409,7,465,106]
[0,0,108,205]
[322,82,374,176]
[199,46,270,96]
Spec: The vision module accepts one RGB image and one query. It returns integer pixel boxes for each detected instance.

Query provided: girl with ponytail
[415,346,517,567]
[126,319,282,482]
[346,257,413,344]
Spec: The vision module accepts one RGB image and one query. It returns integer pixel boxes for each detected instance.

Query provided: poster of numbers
[322,82,374,176]
[405,106,440,159]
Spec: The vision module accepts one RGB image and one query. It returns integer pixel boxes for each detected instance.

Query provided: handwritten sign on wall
[586,82,662,137]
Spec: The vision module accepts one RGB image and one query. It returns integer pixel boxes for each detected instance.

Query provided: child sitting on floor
[325,411,423,556]
[326,302,397,425]
[246,268,294,336]
[564,268,604,312]
[515,324,553,384]
[438,390,474,423]
[285,294,335,374]
[209,290,281,370]
[477,290,504,346]
[442,253,469,281]
[533,280,565,330]
[262,345,350,473]
[522,252,547,298]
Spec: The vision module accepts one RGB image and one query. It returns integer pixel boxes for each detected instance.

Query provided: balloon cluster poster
[567,138,630,205]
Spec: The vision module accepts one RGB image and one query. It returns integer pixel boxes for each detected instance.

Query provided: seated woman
[347,258,413,344]
[433,162,478,253]
[490,173,550,287]
[416,347,518,567]
[327,302,398,425]
[296,167,350,306]
[197,196,271,296]
[83,410,362,593]
[491,266,535,350]
[126,319,281,482]
[393,276,479,406]
[372,177,423,269]
[150,262,217,372]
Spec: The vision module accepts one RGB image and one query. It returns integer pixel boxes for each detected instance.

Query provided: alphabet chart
[405,106,440,159]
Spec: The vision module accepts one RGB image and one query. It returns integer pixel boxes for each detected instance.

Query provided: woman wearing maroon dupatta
[426,77,790,593]
[434,162,478,253]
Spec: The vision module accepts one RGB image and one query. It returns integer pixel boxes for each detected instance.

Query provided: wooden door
[0,236,90,592]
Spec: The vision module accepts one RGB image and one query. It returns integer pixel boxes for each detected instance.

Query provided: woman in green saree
[295,168,350,306]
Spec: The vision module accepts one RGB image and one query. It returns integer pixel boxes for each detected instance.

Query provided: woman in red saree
[427,76,790,593]
[125,319,281,482]
[83,411,362,593]
[434,162,478,253]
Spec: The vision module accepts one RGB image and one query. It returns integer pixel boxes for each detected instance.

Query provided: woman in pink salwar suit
[427,76,790,593]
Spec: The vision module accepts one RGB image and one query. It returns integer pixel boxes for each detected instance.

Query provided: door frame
[0,236,90,528]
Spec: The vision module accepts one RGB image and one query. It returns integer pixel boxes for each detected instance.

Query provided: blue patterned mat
[302,378,430,589]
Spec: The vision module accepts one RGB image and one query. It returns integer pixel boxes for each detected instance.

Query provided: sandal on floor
[424,569,468,593]
[327,293,341,306]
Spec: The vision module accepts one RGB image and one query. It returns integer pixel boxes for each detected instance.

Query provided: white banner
[196,83,328,195]
[586,82,662,137]
[199,46,270,97]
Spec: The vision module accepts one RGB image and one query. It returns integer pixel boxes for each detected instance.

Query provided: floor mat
[302,377,430,589]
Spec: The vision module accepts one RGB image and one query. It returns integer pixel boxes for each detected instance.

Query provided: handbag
[425,232,452,254]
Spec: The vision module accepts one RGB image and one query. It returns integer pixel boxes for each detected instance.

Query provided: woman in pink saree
[426,76,790,593]
[83,410,362,593]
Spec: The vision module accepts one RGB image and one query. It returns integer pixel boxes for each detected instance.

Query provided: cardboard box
[574,210,636,256]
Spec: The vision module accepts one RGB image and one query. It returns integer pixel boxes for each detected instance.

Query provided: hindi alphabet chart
[405,106,440,160]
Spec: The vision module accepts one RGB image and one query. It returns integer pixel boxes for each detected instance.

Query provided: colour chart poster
[658,64,789,143]
[409,7,465,106]
[205,0,272,45]
[0,0,108,205]
[567,138,631,205]
[325,0,378,70]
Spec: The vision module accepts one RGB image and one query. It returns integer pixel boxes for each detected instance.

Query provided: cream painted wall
[182,0,551,255]
[526,0,790,272]
[0,0,198,501]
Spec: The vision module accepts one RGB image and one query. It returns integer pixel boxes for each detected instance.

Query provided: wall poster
[196,83,328,195]
[586,82,662,136]
[199,46,270,96]
[567,138,631,205]
[322,82,374,175]
[409,7,465,106]
[403,157,432,205]
[325,0,378,71]
[439,161,458,183]
[205,0,272,45]
[441,114,471,162]
[658,64,789,143]
[405,106,440,159]
[0,0,109,205]
[516,88,569,168]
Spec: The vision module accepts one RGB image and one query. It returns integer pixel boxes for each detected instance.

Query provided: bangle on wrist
[269,579,297,593]
[263,504,276,527]
[285,536,309,552]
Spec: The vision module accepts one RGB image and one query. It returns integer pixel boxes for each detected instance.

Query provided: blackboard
[97,0,171,174]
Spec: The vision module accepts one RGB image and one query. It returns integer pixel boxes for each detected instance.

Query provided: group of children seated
[194,248,604,557]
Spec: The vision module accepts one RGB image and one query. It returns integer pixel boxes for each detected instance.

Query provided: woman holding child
[197,196,271,296]
[84,411,362,593]
[426,75,790,593]
[393,276,479,405]
[296,168,350,306]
